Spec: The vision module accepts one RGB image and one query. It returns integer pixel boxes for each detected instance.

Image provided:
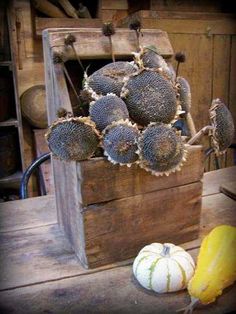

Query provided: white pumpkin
[133,242,195,293]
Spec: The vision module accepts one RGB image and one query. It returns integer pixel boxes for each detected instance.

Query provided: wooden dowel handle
[77,3,92,18]
[58,0,79,19]
[32,0,67,18]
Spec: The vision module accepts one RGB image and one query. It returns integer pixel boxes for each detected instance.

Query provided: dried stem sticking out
[102,22,116,62]
[64,33,85,72]
[175,51,186,80]
[176,297,199,314]
[63,66,86,116]
[128,17,142,51]
[52,49,85,116]
[187,125,214,145]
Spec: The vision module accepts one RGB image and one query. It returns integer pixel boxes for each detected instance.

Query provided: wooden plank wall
[9,0,45,195]
[99,0,128,24]
[167,31,236,171]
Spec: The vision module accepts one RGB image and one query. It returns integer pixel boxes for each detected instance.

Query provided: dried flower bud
[57,107,68,118]
[129,17,141,31]
[102,22,115,37]
[79,90,93,104]
[64,33,76,46]
[52,52,64,64]
[175,52,186,63]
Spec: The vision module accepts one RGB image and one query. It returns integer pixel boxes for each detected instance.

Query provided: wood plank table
[0,167,235,314]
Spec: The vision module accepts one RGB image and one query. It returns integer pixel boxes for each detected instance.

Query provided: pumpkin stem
[161,244,171,257]
[176,297,199,313]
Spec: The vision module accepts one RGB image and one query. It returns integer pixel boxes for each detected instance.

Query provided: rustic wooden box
[43,28,204,269]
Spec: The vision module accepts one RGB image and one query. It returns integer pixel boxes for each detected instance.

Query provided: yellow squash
[188,224,236,304]
[179,225,236,313]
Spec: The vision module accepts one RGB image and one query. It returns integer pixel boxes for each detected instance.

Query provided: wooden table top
[0,167,236,313]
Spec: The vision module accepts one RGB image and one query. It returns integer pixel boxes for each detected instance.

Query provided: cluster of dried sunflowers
[46,26,235,177]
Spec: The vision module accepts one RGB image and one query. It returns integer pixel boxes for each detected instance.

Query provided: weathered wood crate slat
[43,28,204,269]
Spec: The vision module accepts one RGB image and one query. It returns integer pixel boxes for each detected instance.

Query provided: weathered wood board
[77,145,203,205]
[43,28,173,60]
[35,17,103,37]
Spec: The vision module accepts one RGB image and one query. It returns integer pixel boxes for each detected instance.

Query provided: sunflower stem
[109,36,115,62]
[187,125,214,145]
[63,65,86,116]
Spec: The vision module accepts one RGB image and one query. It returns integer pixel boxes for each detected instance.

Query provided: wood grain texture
[132,10,236,20]
[128,17,236,35]
[202,166,236,196]
[150,0,223,12]
[43,36,87,267]
[101,0,128,10]
[1,166,235,233]
[0,223,133,291]
[44,28,174,59]
[8,0,44,188]
[168,33,213,171]
[229,36,236,139]
[0,246,235,314]
[220,181,236,200]
[0,195,56,233]
[33,129,54,195]
[101,9,128,25]
[6,1,26,171]
[83,181,202,268]
[166,33,213,134]
[227,35,236,168]
[0,262,235,314]
[35,18,103,36]
[77,145,203,205]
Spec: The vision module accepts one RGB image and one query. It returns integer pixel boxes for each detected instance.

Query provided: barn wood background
[8,0,236,195]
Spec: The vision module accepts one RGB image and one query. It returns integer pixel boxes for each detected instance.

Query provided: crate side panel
[43,31,87,266]
[83,181,202,268]
[78,145,204,205]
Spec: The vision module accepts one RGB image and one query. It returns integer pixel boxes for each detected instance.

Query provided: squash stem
[176,297,199,313]
[161,244,171,257]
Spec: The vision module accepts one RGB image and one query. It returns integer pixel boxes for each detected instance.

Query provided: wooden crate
[43,28,204,268]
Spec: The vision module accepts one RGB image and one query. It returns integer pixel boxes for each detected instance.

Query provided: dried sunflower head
[102,119,140,166]
[89,94,129,132]
[121,69,178,126]
[84,61,137,97]
[135,46,175,81]
[138,122,187,176]
[209,99,235,155]
[45,117,100,161]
